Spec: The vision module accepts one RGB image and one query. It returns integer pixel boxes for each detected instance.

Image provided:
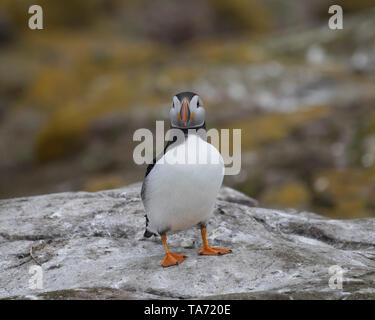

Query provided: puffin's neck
[170,122,206,137]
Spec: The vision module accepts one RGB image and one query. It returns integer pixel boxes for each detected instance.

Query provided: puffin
[141,92,231,267]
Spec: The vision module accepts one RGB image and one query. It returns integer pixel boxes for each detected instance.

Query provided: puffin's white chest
[144,135,224,234]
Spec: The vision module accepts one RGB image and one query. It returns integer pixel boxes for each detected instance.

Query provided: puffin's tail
[143,229,154,238]
[143,214,156,238]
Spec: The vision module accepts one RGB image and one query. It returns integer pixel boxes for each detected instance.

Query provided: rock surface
[0,183,374,300]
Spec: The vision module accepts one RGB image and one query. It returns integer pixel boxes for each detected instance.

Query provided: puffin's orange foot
[198,246,232,256]
[161,252,186,268]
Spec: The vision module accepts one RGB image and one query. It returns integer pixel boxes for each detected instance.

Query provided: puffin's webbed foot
[198,226,232,256]
[161,252,186,267]
[160,234,186,268]
[198,246,232,256]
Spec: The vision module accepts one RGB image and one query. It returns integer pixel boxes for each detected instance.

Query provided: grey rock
[0,183,374,300]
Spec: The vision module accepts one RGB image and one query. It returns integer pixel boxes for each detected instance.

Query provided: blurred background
[0,0,375,219]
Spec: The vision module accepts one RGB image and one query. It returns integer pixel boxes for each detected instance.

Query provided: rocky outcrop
[0,183,374,300]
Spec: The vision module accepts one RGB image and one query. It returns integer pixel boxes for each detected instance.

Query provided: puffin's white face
[170,92,206,129]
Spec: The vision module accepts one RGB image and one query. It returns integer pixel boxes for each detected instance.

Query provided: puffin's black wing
[144,136,177,178]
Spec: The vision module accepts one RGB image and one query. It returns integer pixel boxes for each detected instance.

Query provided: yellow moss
[336,200,369,219]
[224,105,329,150]
[83,174,126,192]
[318,168,374,199]
[27,67,82,112]
[34,102,90,162]
[364,112,375,135]
[22,31,171,118]
[34,71,143,162]
[190,41,264,64]
[1,0,102,30]
[321,204,372,220]
[163,66,201,83]
[315,168,375,219]
[109,42,168,68]
[207,0,272,33]
[24,31,168,67]
[86,74,135,110]
[261,181,311,209]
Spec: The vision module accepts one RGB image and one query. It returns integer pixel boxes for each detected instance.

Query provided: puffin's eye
[197,99,200,108]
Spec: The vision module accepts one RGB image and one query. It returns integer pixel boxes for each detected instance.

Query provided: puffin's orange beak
[182,100,188,126]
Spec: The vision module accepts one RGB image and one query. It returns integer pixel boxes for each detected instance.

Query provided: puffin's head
[170,92,205,129]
